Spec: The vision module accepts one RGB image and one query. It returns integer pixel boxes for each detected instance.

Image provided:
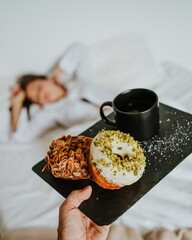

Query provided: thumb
[61,186,92,212]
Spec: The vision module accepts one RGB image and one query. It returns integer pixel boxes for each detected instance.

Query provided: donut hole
[114,153,123,160]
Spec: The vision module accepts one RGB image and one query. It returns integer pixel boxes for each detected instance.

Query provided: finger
[10,85,21,95]
[61,186,92,211]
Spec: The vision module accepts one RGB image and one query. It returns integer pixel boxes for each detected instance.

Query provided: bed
[0,33,192,239]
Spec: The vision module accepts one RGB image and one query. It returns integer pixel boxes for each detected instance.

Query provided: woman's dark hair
[17,74,47,119]
[17,74,47,91]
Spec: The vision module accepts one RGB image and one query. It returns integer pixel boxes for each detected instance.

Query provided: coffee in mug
[100,88,160,141]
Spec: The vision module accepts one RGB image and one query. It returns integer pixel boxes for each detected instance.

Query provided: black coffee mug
[100,88,160,141]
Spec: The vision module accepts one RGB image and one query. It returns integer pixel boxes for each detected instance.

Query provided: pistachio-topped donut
[89,130,146,189]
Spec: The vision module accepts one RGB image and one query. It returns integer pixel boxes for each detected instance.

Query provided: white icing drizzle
[90,131,146,186]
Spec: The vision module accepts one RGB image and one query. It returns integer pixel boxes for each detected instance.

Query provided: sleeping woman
[7,43,114,143]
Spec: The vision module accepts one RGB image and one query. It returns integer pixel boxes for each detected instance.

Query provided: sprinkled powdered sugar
[140,108,192,173]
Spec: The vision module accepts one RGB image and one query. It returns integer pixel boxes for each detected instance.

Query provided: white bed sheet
[0,34,192,234]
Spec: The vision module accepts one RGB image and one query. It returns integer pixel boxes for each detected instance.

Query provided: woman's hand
[10,84,22,96]
[11,89,26,106]
[58,186,110,240]
[49,66,63,83]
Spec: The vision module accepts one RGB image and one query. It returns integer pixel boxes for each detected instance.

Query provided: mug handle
[100,101,116,126]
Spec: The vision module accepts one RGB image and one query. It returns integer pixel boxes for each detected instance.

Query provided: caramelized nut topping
[43,135,92,180]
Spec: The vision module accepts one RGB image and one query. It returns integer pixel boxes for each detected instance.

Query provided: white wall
[0,0,192,76]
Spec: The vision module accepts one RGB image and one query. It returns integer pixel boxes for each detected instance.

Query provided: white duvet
[0,33,192,234]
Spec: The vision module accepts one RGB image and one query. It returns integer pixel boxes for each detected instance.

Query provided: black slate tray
[32,103,192,226]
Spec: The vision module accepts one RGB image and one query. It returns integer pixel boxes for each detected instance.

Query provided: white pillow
[89,33,159,92]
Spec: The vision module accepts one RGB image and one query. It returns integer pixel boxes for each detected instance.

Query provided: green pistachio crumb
[94,130,146,176]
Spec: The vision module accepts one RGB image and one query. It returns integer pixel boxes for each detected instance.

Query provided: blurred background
[0,0,192,76]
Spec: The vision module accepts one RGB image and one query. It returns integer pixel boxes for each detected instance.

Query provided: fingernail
[82,185,92,192]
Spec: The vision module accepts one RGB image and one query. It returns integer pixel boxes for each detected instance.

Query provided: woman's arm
[10,90,26,132]
[11,106,58,143]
